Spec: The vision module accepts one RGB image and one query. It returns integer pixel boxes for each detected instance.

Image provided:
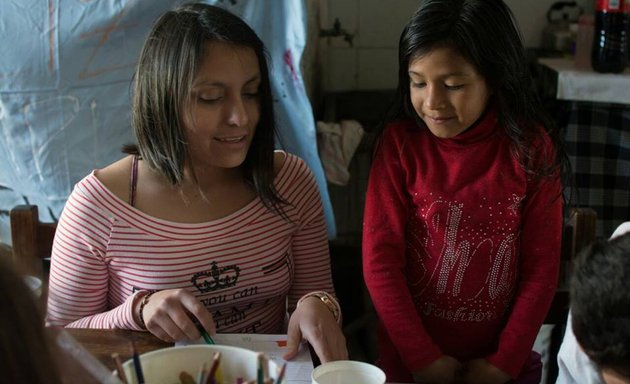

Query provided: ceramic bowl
[121,344,278,384]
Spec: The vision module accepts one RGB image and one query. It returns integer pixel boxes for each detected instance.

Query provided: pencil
[179,371,196,384]
[201,330,215,345]
[204,351,221,384]
[261,353,268,379]
[111,352,128,384]
[196,362,208,384]
[256,353,264,384]
[131,341,145,384]
[276,362,287,384]
[196,322,215,345]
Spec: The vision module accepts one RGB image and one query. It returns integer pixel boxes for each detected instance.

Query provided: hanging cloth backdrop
[0,0,336,241]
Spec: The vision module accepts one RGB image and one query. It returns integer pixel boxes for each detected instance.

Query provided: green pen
[201,329,215,345]
[196,322,215,344]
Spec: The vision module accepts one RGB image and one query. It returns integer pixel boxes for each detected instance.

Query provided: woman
[46,2,347,363]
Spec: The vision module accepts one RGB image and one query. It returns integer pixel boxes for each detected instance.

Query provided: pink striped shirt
[46,153,335,333]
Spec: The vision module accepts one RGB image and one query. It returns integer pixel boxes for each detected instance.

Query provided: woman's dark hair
[380,0,571,192]
[571,233,630,378]
[0,258,62,384]
[127,2,284,212]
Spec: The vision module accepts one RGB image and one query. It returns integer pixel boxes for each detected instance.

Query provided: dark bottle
[591,0,629,73]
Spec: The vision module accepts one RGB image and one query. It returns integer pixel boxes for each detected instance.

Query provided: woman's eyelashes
[198,95,221,104]
[196,89,222,103]
[242,89,260,99]
[196,89,259,104]
[410,81,465,90]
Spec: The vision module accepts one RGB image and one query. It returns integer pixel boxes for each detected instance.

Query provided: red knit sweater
[362,108,562,380]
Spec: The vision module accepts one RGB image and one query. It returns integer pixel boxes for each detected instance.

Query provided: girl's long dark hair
[379,0,572,199]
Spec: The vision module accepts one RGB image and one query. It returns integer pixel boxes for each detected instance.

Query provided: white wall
[317,0,593,91]
[505,0,592,49]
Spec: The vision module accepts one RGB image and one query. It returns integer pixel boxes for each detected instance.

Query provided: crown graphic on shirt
[192,262,241,293]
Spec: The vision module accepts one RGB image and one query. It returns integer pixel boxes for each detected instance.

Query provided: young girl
[45,3,347,363]
[362,0,569,383]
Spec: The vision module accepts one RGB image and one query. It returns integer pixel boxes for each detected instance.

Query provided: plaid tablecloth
[564,101,630,237]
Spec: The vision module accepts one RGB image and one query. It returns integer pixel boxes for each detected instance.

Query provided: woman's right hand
[412,355,462,384]
[138,289,215,342]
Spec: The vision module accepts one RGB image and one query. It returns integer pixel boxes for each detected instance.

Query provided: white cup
[311,360,386,384]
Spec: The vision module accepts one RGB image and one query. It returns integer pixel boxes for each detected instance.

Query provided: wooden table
[46,328,173,383]
[60,329,398,384]
[64,328,172,371]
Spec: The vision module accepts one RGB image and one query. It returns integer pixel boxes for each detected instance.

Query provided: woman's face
[408,45,492,138]
[183,41,261,171]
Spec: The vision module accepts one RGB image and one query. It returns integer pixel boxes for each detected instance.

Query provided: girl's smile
[408,46,492,138]
[424,115,456,124]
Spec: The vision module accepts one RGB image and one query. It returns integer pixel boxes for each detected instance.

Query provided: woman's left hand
[456,359,511,384]
[283,296,348,363]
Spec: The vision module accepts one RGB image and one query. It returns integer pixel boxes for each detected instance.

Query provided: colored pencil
[256,353,264,384]
[131,342,145,384]
[111,352,128,384]
[201,330,215,345]
[261,353,268,379]
[179,371,196,384]
[276,362,287,384]
[204,351,221,384]
[196,322,215,345]
[196,362,208,384]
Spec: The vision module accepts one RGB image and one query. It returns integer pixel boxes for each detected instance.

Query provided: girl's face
[183,41,261,171]
[408,46,492,138]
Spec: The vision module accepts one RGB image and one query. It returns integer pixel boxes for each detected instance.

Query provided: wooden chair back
[10,204,57,280]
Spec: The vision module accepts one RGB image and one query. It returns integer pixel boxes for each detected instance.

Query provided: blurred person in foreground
[558,225,630,384]
[0,257,62,384]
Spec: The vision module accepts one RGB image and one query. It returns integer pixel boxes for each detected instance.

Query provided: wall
[316,0,593,92]
[0,1,338,243]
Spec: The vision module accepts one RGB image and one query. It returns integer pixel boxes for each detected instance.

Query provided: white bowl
[311,360,386,384]
[122,344,278,384]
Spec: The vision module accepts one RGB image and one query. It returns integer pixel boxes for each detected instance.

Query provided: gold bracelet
[297,291,342,325]
[137,291,154,330]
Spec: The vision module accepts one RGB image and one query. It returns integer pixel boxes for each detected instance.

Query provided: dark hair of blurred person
[0,257,62,384]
